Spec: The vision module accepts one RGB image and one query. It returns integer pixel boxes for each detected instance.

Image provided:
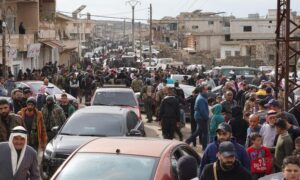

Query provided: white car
[91,87,141,119]
[142,48,159,55]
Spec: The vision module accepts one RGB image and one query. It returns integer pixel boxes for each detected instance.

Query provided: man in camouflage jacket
[0,99,24,142]
[41,96,66,142]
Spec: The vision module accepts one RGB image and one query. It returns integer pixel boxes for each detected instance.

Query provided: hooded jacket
[209,104,224,138]
[0,126,39,180]
[159,96,180,121]
[199,137,250,176]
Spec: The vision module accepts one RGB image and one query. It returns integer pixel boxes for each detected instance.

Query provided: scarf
[8,126,28,176]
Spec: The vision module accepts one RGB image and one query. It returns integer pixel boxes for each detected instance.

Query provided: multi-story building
[0,0,61,74]
[178,10,233,57]
[220,10,298,65]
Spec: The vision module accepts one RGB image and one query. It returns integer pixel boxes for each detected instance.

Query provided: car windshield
[56,153,157,180]
[30,82,62,94]
[60,113,124,136]
[93,92,137,106]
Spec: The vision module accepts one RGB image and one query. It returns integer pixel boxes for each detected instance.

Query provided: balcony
[38,29,56,39]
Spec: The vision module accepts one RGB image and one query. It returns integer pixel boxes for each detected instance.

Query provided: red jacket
[246,146,272,174]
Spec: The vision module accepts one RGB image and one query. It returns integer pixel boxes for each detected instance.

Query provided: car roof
[74,106,130,115]
[78,137,183,157]
[95,88,134,93]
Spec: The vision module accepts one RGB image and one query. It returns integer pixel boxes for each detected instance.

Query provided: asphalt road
[141,114,204,155]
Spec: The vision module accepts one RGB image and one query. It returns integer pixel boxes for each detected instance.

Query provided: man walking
[0,99,24,142]
[59,93,76,118]
[0,126,40,180]
[200,141,252,180]
[41,95,66,142]
[18,97,47,150]
[141,80,155,123]
[199,123,250,175]
[185,85,209,150]
[159,87,180,139]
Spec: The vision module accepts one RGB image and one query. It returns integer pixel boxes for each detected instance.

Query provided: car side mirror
[129,129,142,137]
[51,126,60,133]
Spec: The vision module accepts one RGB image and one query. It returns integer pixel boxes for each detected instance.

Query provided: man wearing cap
[199,123,250,176]
[18,97,47,150]
[0,99,24,142]
[0,126,39,180]
[42,95,66,142]
[266,99,299,126]
[200,141,252,180]
[259,110,277,150]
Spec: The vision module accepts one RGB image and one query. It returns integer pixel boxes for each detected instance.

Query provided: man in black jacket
[200,141,252,180]
[159,87,180,140]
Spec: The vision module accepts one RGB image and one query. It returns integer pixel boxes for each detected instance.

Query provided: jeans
[186,119,208,150]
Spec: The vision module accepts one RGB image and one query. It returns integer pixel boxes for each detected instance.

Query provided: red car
[51,137,200,180]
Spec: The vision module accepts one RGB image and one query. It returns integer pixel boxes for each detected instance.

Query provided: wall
[230,18,276,40]
[181,18,224,34]
[17,2,39,33]
[220,44,240,59]
[194,35,224,52]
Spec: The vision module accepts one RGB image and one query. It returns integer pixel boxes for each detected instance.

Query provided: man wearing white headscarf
[0,126,39,180]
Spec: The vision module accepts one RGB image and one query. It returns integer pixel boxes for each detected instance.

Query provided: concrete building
[220,10,300,66]
[219,10,288,64]
[177,10,233,58]
[0,0,61,74]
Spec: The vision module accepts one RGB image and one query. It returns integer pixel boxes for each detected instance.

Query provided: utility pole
[123,19,126,42]
[2,0,6,78]
[149,3,152,66]
[139,22,142,59]
[126,0,140,51]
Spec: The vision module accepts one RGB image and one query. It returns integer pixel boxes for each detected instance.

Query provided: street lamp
[126,0,140,51]
[73,5,86,61]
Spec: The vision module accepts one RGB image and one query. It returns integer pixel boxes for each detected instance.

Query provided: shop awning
[40,40,65,51]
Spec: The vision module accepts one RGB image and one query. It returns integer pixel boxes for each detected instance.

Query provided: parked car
[42,106,145,178]
[51,137,200,180]
[15,81,76,103]
[91,87,141,118]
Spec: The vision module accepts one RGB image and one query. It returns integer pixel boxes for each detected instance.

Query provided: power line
[100,8,148,16]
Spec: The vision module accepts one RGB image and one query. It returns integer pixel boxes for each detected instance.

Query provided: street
[141,114,204,154]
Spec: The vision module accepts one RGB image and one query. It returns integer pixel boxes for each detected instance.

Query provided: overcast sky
[57,0,298,21]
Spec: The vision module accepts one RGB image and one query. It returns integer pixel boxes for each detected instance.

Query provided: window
[126,112,138,131]
[243,26,252,32]
[269,21,272,23]
[208,21,214,25]
[192,25,199,29]
[225,51,231,57]
[235,51,240,56]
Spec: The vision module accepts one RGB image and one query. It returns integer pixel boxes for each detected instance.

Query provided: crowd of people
[0,46,300,179]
